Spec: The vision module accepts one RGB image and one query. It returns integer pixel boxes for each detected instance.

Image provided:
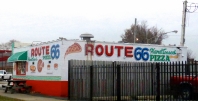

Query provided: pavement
[0,81,69,101]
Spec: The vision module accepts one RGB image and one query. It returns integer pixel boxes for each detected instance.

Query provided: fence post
[156,63,160,101]
[90,66,93,101]
[113,62,114,96]
[117,64,121,101]
[112,61,116,96]
[68,60,71,100]
[151,63,154,95]
[185,61,190,75]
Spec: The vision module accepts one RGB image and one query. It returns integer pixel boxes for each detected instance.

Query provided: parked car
[170,75,198,100]
[0,70,12,80]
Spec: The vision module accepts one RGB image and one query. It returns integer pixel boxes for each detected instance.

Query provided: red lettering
[37,47,41,56]
[84,44,133,57]
[95,44,104,56]
[31,49,34,57]
[46,46,49,55]
[115,46,123,57]
[85,44,94,55]
[125,46,133,57]
[105,45,114,56]
[35,48,38,56]
[42,46,45,55]
[31,45,50,57]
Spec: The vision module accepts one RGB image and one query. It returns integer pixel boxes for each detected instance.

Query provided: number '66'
[134,47,149,61]
[51,44,60,59]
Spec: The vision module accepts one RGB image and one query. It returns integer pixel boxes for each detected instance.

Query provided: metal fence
[68,60,198,101]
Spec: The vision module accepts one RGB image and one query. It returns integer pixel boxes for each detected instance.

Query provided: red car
[170,75,198,100]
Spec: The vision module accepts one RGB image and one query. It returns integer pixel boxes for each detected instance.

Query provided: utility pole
[180,0,187,46]
[134,18,137,43]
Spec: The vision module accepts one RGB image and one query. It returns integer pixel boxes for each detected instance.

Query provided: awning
[7,51,27,62]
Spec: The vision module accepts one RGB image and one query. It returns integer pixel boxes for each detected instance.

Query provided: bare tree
[121,21,167,44]
[0,39,20,50]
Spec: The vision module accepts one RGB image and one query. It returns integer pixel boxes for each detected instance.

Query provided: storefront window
[16,62,26,75]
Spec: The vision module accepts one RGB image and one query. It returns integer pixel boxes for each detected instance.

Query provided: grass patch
[0,95,24,101]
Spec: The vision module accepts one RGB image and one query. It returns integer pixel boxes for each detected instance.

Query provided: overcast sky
[0,0,198,59]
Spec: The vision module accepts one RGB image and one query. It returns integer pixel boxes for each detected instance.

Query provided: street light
[146,30,178,44]
[164,30,178,34]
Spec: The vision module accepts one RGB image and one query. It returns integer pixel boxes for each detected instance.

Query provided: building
[0,50,12,72]
[7,34,187,97]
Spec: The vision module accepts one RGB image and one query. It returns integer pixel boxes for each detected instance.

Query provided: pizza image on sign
[47,64,50,70]
[37,59,44,72]
[54,63,58,70]
[64,43,82,59]
[30,65,36,72]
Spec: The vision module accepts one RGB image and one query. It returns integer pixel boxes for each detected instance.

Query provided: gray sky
[0,0,198,59]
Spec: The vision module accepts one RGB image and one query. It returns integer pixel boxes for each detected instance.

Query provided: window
[0,62,2,68]
[7,62,13,66]
[16,62,26,75]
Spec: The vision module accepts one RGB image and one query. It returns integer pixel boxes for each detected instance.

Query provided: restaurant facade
[7,35,187,97]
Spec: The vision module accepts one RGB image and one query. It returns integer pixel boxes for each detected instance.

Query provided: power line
[168,35,198,36]
[186,2,198,13]
[187,12,198,13]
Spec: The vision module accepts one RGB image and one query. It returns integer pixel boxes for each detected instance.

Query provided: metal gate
[68,60,197,100]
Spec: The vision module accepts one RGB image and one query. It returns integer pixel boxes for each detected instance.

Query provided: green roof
[7,51,27,62]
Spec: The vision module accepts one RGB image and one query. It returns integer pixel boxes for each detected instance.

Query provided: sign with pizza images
[26,42,61,76]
